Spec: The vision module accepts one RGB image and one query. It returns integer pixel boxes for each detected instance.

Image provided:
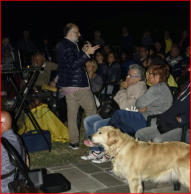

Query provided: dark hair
[148,64,170,83]
[95,49,104,56]
[107,51,118,62]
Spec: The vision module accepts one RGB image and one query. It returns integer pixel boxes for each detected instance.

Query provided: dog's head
[92,126,130,156]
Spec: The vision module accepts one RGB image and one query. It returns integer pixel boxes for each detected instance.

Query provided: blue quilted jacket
[57,38,89,87]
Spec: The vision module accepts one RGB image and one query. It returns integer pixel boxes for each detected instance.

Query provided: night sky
[2,1,190,46]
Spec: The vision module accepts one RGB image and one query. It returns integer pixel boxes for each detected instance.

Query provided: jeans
[84,114,110,151]
[108,110,147,135]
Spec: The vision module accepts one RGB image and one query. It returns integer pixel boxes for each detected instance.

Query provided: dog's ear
[107,130,119,146]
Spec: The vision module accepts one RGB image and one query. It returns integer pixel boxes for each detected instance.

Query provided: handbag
[21,130,51,152]
[98,98,119,119]
[156,116,175,134]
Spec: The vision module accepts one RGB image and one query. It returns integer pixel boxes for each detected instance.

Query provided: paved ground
[44,160,189,193]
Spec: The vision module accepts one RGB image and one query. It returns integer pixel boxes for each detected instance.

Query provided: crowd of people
[1,23,190,192]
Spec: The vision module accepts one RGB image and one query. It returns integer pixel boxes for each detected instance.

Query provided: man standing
[32,52,58,90]
[57,23,99,149]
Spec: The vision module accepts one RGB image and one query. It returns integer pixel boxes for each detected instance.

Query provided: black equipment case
[40,173,71,193]
[29,168,71,193]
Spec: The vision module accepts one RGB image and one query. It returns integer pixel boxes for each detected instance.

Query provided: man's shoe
[81,151,104,160]
[92,154,111,164]
[69,143,79,150]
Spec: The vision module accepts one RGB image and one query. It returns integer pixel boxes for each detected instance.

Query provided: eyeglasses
[126,74,140,78]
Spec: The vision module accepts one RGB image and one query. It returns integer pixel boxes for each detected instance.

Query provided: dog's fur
[91,126,190,193]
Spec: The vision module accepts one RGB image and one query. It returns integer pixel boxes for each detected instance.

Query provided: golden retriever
[91,126,190,193]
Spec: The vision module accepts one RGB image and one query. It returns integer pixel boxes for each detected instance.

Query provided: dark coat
[57,38,89,87]
[157,81,190,133]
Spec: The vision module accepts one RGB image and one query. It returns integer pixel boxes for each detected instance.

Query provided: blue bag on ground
[21,130,51,152]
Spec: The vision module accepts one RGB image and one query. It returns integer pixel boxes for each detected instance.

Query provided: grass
[29,142,89,169]
[29,124,89,169]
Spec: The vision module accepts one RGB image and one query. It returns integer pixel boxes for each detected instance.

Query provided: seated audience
[108,64,173,135]
[85,59,103,93]
[81,64,147,163]
[1,111,27,193]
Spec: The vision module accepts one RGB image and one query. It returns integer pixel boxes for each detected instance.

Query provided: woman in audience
[85,59,103,94]
[102,51,121,95]
[147,56,178,89]
[99,51,121,95]
[81,64,147,163]
[94,50,108,84]
[135,80,190,143]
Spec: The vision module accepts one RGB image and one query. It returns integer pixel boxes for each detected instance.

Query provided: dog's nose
[88,135,92,141]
